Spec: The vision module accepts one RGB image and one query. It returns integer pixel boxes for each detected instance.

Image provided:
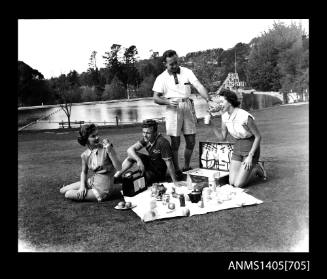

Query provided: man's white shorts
[165,99,197,137]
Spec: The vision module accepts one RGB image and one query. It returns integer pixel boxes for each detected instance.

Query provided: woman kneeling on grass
[60,123,122,202]
[209,89,267,187]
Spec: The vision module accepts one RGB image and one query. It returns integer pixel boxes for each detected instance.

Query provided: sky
[18,19,309,80]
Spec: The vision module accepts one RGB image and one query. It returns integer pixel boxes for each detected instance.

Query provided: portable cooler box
[121,170,148,197]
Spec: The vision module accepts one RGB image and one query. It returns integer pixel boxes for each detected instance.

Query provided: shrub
[102,76,127,100]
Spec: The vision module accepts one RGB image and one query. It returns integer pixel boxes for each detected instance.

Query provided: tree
[103,44,123,84]
[88,51,98,69]
[55,74,73,128]
[80,86,97,102]
[181,45,251,92]
[102,76,127,100]
[51,71,82,128]
[67,70,80,87]
[137,75,156,97]
[18,61,54,106]
[122,45,142,98]
[87,51,100,87]
[246,21,308,92]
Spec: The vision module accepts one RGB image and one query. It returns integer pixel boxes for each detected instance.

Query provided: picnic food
[157,184,167,196]
[168,202,175,210]
[143,210,156,222]
[117,201,125,208]
[150,199,157,209]
[181,208,190,216]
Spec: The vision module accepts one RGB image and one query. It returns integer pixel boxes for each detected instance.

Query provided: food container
[188,191,202,203]
[157,184,167,196]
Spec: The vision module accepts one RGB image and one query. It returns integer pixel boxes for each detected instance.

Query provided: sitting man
[114,119,179,185]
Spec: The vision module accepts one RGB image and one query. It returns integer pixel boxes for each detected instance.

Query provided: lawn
[18,103,309,252]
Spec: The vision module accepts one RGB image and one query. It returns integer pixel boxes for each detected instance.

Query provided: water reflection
[112,107,123,123]
[18,94,282,130]
[127,108,138,122]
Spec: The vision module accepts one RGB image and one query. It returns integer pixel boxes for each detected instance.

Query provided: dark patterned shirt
[139,133,173,161]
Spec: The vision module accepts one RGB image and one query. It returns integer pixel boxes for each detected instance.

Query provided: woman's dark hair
[162,49,177,63]
[77,123,97,146]
[219,89,241,107]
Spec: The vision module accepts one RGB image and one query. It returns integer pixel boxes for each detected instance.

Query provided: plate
[114,205,137,210]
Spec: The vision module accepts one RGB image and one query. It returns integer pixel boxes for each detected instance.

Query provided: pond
[18,93,283,131]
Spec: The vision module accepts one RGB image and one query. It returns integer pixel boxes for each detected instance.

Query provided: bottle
[187,174,193,190]
[208,176,216,192]
[202,187,210,205]
[199,196,204,208]
[179,194,185,207]
[214,171,220,188]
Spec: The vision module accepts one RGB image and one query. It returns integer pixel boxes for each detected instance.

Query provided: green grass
[18,103,309,252]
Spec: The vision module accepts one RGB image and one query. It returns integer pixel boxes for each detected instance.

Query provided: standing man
[153,49,215,178]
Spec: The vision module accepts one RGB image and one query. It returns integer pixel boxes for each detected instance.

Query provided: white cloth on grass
[123,183,263,222]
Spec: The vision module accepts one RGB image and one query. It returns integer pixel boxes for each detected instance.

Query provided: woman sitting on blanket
[60,123,122,202]
[209,89,267,187]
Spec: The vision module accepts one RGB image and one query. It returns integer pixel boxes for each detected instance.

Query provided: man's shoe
[114,176,123,184]
[182,167,193,172]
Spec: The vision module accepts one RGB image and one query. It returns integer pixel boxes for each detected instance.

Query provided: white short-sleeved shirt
[222,108,254,139]
[152,66,198,98]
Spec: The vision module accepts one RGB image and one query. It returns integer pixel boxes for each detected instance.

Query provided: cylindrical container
[179,194,185,207]
[186,174,193,190]
[204,113,211,125]
[150,185,158,197]
[208,177,216,192]
[202,188,211,204]
[188,191,202,203]
[198,196,204,208]
[214,171,220,187]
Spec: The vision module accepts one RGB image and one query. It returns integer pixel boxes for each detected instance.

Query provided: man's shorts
[165,98,197,137]
[136,153,167,184]
[231,136,260,164]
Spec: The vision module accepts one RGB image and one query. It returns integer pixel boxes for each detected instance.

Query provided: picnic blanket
[123,183,263,222]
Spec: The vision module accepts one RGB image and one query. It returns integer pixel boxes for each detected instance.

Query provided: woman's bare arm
[246,116,261,156]
[106,146,122,171]
[80,157,88,189]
